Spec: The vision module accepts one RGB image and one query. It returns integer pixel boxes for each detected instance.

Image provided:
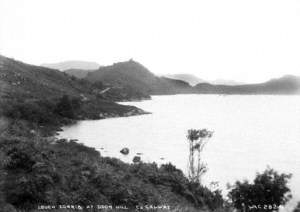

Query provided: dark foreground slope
[85,60,193,96]
[0,136,224,212]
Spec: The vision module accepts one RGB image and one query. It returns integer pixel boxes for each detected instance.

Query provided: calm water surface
[59,95,300,210]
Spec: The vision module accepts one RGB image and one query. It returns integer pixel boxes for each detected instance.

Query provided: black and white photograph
[0,0,300,211]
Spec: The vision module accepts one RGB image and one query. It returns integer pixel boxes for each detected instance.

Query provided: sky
[1,0,300,83]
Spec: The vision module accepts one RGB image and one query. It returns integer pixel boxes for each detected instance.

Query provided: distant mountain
[164,74,206,86]
[64,69,95,79]
[85,60,300,95]
[164,74,244,86]
[41,60,100,71]
[210,79,244,85]
[194,75,300,95]
[85,60,193,96]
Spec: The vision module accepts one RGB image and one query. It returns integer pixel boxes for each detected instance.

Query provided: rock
[29,129,36,134]
[1,204,17,212]
[80,94,88,101]
[133,156,141,163]
[120,147,129,155]
[70,139,78,142]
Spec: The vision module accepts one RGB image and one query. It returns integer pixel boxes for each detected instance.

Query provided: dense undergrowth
[0,94,145,137]
[0,136,225,212]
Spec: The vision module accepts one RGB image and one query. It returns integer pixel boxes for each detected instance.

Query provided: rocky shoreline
[52,101,150,137]
[98,108,150,119]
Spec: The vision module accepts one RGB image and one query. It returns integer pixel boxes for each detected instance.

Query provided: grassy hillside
[0,55,147,136]
[0,55,99,99]
[85,60,194,96]
[64,69,95,79]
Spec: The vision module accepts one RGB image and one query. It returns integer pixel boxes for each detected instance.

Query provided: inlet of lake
[59,95,300,210]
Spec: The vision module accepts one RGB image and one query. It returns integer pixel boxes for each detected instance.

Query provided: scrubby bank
[0,135,225,212]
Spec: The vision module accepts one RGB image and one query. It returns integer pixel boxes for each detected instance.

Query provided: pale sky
[1,0,300,83]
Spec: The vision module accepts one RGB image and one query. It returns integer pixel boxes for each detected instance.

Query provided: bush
[54,95,77,119]
[228,167,292,211]
[1,139,57,210]
[293,202,300,212]
[1,95,82,126]
[188,182,224,210]
[1,99,58,125]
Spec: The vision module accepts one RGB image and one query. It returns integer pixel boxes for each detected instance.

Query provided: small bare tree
[187,129,213,183]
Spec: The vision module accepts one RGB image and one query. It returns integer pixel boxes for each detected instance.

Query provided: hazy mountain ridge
[164,74,206,86]
[210,79,244,85]
[164,74,244,86]
[41,60,101,71]
[10,55,299,97]
[84,59,300,95]
[194,75,300,95]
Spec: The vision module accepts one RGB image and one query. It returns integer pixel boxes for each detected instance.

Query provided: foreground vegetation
[0,94,145,138]
[0,136,225,212]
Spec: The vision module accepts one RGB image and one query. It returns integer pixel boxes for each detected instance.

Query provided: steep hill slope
[0,55,146,126]
[85,60,193,95]
[0,55,95,99]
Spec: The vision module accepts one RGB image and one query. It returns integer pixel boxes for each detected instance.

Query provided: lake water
[59,95,300,210]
